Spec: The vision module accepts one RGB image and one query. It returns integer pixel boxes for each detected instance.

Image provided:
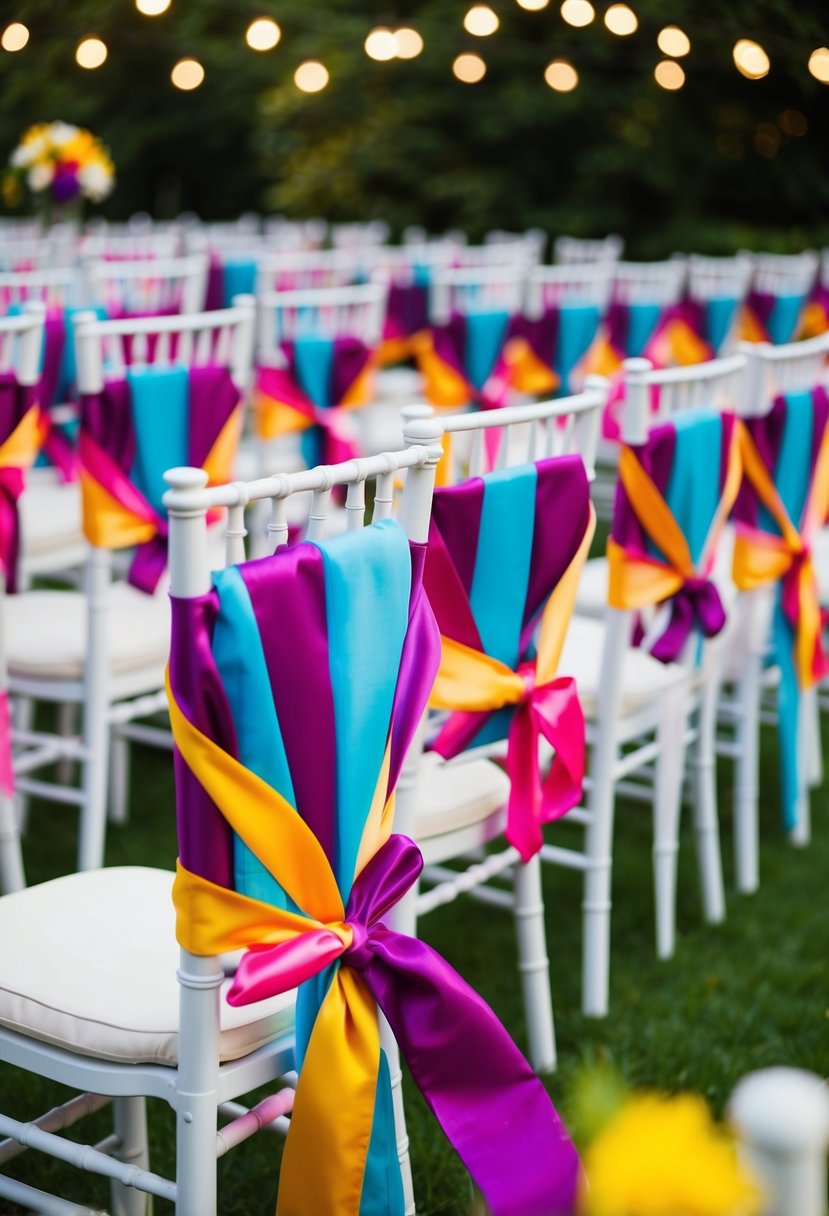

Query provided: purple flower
[51,162,81,203]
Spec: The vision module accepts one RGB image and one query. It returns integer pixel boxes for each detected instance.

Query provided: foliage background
[2,0,829,254]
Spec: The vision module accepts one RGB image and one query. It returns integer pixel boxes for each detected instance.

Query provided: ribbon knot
[650,575,727,663]
[342,916,372,972]
[517,659,537,702]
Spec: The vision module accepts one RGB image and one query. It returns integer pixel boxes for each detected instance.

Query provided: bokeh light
[517,0,549,8]
[654,59,685,90]
[394,28,424,59]
[453,52,486,82]
[1,22,29,51]
[76,37,108,69]
[807,47,829,83]
[365,28,397,60]
[464,6,499,36]
[657,25,690,57]
[733,39,770,80]
[561,0,595,27]
[171,57,205,89]
[754,123,780,158]
[294,60,329,92]
[604,5,637,36]
[545,59,579,91]
[779,109,808,137]
[135,0,171,15]
[246,18,281,51]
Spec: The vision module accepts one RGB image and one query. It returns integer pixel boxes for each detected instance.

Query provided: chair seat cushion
[560,616,685,719]
[19,479,85,558]
[414,752,510,840]
[5,582,171,681]
[0,867,295,1067]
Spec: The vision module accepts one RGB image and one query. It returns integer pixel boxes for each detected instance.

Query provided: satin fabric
[425,458,594,860]
[79,363,241,591]
[0,376,43,592]
[739,290,808,346]
[732,388,829,829]
[608,411,742,663]
[168,520,580,1215]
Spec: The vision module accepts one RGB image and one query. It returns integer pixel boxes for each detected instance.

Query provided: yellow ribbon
[430,502,595,711]
[412,331,474,408]
[732,421,829,688]
[608,428,743,611]
[167,671,393,1214]
[0,405,43,470]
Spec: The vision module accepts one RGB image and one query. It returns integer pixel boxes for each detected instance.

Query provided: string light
[545,59,579,90]
[394,28,424,59]
[808,47,829,83]
[733,39,770,80]
[517,0,549,8]
[76,37,108,69]
[171,57,205,89]
[453,52,486,82]
[135,0,171,15]
[365,27,398,60]
[246,18,281,51]
[657,25,690,56]
[464,5,499,36]
[654,59,685,90]
[295,60,329,92]
[561,1,595,28]
[604,5,637,36]
[1,21,29,50]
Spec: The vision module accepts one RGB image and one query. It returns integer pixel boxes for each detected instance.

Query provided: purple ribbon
[229,834,581,1216]
[650,576,727,663]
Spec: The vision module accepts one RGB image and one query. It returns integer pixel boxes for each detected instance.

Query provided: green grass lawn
[2,702,827,1214]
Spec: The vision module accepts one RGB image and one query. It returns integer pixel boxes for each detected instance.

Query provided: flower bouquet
[4,122,115,215]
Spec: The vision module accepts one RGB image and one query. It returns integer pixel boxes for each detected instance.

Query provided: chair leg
[380,1015,416,1216]
[78,548,111,872]
[803,687,823,789]
[109,730,131,825]
[733,656,762,893]
[691,668,726,925]
[12,693,33,833]
[581,765,616,1019]
[512,854,556,1073]
[652,684,688,960]
[0,787,25,894]
[56,701,78,787]
[789,696,812,847]
[111,1097,152,1216]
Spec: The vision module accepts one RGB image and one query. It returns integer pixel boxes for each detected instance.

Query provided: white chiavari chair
[6,301,256,872]
[83,253,209,317]
[0,429,444,1216]
[686,254,754,354]
[554,234,624,265]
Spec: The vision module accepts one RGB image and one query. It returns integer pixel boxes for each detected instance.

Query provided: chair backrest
[256,281,387,352]
[263,214,328,249]
[73,301,255,588]
[83,253,208,315]
[74,297,255,393]
[430,263,528,324]
[738,332,829,413]
[621,352,747,438]
[0,233,57,272]
[257,248,364,292]
[612,259,687,306]
[329,218,390,249]
[0,302,47,386]
[406,377,607,484]
[484,228,547,262]
[526,262,615,318]
[555,233,624,265]
[82,227,181,260]
[0,266,82,313]
[745,250,819,299]
[685,255,754,353]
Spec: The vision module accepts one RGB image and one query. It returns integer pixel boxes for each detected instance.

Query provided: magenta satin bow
[228,833,581,1216]
[650,576,727,664]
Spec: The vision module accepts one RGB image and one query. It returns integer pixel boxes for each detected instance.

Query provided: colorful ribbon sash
[167,581,581,1215]
[79,364,241,592]
[732,404,829,691]
[426,459,594,862]
[608,415,742,662]
[0,378,44,593]
[737,290,808,346]
[255,335,376,466]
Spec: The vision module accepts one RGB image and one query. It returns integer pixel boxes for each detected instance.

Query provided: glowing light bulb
[517,0,549,8]
[808,47,829,83]
[1,22,29,51]
[561,0,594,27]
[295,60,329,92]
[654,59,685,90]
[76,37,108,69]
[246,18,281,51]
[605,4,637,36]
[733,39,770,80]
[365,27,397,60]
[657,25,690,57]
[544,59,579,90]
[453,52,486,82]
[136,0,171,15]
[394,28,424,58]
[171,57,205,89]
[464,5,499,36]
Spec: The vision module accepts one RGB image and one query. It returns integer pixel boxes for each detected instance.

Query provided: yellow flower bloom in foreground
[580,1093,761,1216]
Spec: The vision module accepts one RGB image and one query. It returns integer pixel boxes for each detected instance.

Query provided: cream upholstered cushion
[0,867,295,1067]
[5,582,171,681]
[19,478,85,558]
[414,752,510,840]
[559,616,685,719]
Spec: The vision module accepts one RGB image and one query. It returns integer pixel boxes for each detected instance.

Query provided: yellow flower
[580,1093,761,1216]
